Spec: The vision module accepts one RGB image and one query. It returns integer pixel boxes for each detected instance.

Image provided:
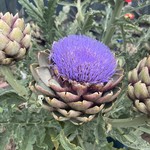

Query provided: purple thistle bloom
[51,35,117,84]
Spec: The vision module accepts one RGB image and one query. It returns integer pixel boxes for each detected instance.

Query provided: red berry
[125,0,132,2]
[124,13,134,20]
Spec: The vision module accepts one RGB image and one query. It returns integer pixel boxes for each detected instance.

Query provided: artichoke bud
[0,12,31,65]
[30,22,45,44]
[128,56,150,115]
[116,57,125,68]
[30,35,123,124]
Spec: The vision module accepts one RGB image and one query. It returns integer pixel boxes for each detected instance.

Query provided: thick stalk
[0,65,29,100]
[104,115,150,128]
[103,0,124,45]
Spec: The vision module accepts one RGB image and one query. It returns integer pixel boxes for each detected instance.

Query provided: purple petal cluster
[51,35,117,84]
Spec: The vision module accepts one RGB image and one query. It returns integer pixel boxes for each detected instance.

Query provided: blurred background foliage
[0,0,150,150]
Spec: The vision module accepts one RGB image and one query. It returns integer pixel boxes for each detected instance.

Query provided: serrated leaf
[18,126,37,150]
[110,128,150,150]
[43,0,58,44]
[137,126,150,135]
[102,142,123,150]
[0,127,15,150]
[58,2,76,7]
[49,128,60,150]
[55,5,70,27]
[33,0,45,14]
[43,128,55,150]
[81,12,94,34]
[0,91,25,105]
[66,20,79,35]
[0,107,3,113]
[0,88,14,96]
[94,115,107,146]
[64,122,77,136]
[18,0,44,25]
[59,130,83,150]
[33,126,48,149]
[0,66,29,100]
[122,1,150,15]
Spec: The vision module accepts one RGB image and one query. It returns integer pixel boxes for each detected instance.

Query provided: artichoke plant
[128,56,150,115]
[30,35,123,124]
[0,12,31,65]
[30,21,45,45]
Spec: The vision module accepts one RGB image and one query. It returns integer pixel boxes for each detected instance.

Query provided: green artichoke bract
[30,35,123,124]
[128,56,150,114]
[0,12,31,65]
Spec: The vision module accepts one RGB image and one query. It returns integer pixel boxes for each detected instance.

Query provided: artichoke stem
[104,115,150,128]
[103,0,124,45]
[0,65,29,100]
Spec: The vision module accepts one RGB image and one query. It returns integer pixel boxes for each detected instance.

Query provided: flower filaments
[51,35,117,84]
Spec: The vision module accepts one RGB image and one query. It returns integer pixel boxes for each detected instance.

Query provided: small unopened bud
[106,123,112,133]
[117,57,125,68]
[9,28,23,42]
[124,13,134,20]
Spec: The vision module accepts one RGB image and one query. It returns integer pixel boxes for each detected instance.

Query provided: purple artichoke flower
[30,34,123,124]
[51,35,117,84]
